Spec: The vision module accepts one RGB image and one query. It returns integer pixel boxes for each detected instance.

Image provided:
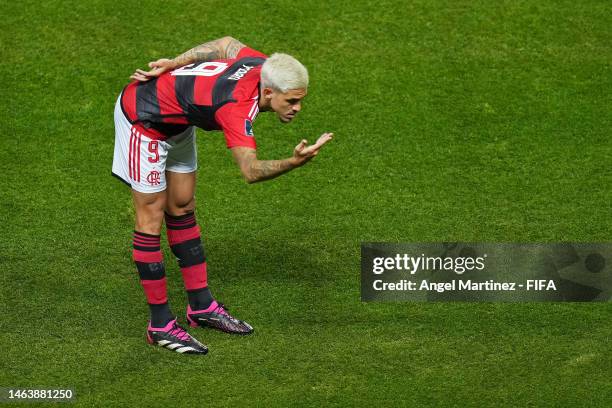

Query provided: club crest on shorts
[147,171,161,186]
[244,119,254,137]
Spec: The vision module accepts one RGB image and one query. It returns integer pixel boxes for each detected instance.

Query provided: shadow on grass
[202,236,335,287]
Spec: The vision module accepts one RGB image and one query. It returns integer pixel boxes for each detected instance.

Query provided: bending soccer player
[112,37,332,354]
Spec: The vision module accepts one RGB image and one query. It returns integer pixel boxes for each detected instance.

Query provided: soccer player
[112,36,332,354]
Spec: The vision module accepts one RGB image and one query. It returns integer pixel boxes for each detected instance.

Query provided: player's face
[268,88,307,123]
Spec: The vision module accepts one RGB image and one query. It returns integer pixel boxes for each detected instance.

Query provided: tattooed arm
[172,36,245,66]
[231,133,334,184]
[130,36,245,82]
[232,148,297,184]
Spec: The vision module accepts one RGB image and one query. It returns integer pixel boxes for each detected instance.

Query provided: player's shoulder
[214,97,259,149]
[223,50,264,103]
[217,96,259,123]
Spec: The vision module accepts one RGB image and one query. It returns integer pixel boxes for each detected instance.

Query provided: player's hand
[130,59,178,82]
[292,132,333,166]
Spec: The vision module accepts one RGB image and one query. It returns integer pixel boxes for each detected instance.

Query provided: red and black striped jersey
[120,47,267,149]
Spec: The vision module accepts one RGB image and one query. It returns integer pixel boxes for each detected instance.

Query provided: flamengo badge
[147,171,161,186]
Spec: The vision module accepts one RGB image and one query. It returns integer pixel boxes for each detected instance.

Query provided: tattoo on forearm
[173,37,244,67]
[194,49,220,62]
[173,40,221,66]
[249,159,294,183]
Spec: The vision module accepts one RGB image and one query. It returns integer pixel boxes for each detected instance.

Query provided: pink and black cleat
[186,301,254,335]
[146,318,208,355]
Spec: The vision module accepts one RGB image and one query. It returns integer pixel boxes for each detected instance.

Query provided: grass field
[1,0,611,406]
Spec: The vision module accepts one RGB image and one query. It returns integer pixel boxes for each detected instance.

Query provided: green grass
[1,0,611,406]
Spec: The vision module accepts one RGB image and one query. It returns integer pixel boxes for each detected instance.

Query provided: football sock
[165,212,214,310]
[187,287,215,311]
[133,231,174,328]
[148,303,174,328]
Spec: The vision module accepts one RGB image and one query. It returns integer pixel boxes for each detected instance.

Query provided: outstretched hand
[292,133,333,166]
[130,59,178,82]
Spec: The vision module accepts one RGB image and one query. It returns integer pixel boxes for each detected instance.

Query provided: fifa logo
[147,171,161,186]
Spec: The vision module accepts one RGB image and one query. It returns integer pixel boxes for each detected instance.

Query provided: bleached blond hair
[260,53,309,93]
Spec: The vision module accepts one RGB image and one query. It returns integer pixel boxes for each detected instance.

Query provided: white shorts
[111,96,197,193]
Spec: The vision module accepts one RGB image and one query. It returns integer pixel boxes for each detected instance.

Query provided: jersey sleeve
[215,103,258,149]
[236,46,268,60]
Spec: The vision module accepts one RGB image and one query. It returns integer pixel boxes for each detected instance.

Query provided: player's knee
[135,211,164,235]
[134,193,166,235]
[166,195,195,216]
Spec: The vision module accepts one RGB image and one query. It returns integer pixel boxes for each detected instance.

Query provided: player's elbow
[231,147,258,183]
[241,169,257,184]
[220,36,238,47]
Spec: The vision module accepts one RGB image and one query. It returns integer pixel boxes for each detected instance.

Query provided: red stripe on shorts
[132,128,138,181]
[137,131,142,182]
[129,128,134,180]
[128,129,132,180]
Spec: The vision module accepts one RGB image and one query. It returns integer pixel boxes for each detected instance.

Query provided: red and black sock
[165,212,214,311]
[133,231,174,327]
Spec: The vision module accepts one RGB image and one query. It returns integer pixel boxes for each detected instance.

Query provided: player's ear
[262,87,274,100]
